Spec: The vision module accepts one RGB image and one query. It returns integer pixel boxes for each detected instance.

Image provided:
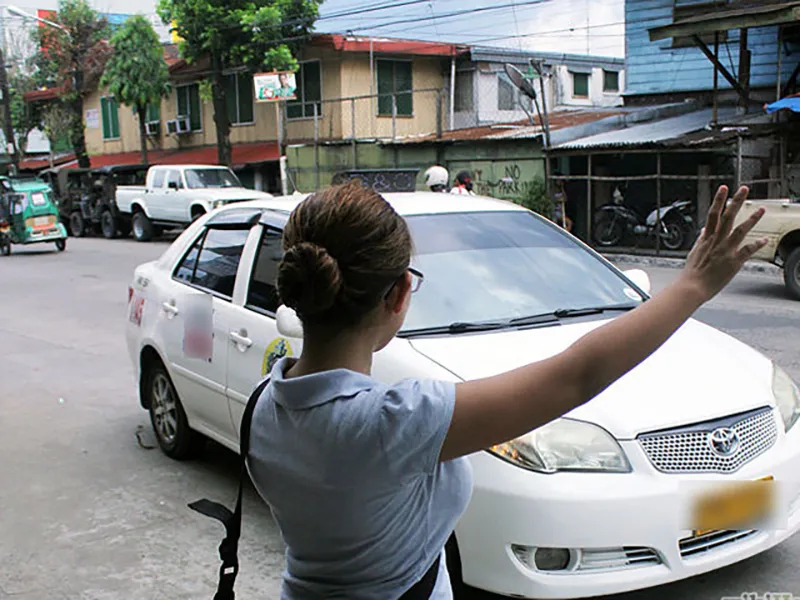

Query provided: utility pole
[0,9,19,174]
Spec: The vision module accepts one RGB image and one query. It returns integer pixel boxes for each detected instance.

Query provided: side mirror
[276,305,303,339]
[623,268,651,295]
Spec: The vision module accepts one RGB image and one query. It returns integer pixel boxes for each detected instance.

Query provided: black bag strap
[188,376,271,600]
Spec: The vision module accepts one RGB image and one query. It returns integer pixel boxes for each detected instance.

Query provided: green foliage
[9,72,43,152]
[40,103,76,148]
[515,177,553,217]
[158,0,321,72]
[33,0,112,98]
[101,15,171,112]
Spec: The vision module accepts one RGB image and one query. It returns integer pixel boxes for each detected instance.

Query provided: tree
[158,0,322,166]
[101,16,170,164]
[33,0,112,168]
[9,71,44,159]
[41,103,76,168]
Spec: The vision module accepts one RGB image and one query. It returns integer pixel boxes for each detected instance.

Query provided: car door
[163,169,188,222]
[225,220,300,435]
[144,168,169,220]
[157,223,252,445]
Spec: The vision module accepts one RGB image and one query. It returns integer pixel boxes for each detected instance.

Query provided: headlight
[212,199,226,209]
[773,364,800,432]
[489,418,631,474]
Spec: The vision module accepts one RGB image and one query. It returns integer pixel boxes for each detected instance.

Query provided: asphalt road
[0,236,798,600]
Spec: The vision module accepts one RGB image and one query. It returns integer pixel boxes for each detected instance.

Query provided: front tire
[784,247,800,301]
[132,211,154,242]
[660,218,685,251]
[593,213,624,247]
[1,238,10,256]
[100,209,118,239]
[144,364,201,459]
[55,238,66,252]
[69,212,86,237]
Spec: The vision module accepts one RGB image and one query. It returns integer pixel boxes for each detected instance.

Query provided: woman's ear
[385,272,412,314]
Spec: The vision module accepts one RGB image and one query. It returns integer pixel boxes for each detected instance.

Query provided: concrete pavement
[0,237,798,599]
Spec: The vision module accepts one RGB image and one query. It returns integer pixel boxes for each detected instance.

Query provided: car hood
[193,188,273,201]
[408,318,774,439]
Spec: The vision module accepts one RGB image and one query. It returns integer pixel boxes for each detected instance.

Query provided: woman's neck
[288,327,376,378]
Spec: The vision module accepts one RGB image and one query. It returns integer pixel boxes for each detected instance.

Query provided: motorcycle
[592,189,695,250]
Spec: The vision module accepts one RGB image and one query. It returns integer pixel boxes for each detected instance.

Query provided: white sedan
[126,192,800,599]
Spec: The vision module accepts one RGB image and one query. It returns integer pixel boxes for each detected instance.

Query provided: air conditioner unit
[166,119,179,135]
[176,116,191,134]
[146,120,161,136]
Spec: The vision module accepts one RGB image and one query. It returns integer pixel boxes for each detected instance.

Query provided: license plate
[692,476,774,535]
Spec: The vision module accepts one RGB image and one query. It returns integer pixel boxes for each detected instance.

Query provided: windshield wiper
[399,313,559,337]
[398,303,639,338]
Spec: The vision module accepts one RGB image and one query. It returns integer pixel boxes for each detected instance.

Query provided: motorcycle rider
[450,170,476,195]
[424,165,450,193]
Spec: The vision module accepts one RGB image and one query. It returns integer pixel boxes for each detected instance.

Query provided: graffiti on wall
[471,164,525,198]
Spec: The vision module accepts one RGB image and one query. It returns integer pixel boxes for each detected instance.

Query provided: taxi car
[126,192,800,599]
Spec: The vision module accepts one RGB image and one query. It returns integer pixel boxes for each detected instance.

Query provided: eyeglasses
[384,267,425,299]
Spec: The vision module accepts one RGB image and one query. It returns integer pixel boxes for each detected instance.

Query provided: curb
[604,253,782,275]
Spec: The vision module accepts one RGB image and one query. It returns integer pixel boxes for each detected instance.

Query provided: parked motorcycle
[592,188,695,250]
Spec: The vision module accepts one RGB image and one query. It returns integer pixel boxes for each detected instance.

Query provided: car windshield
[184,169,241,189]
[400,211,645,334]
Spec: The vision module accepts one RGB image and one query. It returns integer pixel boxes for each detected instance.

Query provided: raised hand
[680,185,767,302]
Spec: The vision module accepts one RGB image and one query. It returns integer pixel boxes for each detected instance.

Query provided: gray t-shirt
[247,357,473,599]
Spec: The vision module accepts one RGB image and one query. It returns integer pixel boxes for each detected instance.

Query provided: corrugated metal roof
[469,45,624,71]
[552,107,739,150]
[388,109,627,145]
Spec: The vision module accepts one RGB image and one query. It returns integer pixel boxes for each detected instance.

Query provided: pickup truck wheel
[191,207,206,221]
[132,211,154,242]
[784,248,800,301]
[69,212,86,237]
[100,210,118,239]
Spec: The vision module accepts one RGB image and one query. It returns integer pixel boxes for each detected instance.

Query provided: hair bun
[277,242,343,318]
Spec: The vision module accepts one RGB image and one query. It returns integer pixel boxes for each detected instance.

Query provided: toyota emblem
[708,427,740,456]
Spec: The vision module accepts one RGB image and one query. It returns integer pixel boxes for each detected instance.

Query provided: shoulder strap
[188,376,271,600]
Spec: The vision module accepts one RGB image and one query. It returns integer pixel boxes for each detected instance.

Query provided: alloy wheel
[151,372,179,444]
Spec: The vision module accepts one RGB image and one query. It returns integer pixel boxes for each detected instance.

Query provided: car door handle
[162,301,179,317]
[229,330,253,349]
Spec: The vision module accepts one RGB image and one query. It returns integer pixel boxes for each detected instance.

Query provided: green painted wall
[286,140,545,201]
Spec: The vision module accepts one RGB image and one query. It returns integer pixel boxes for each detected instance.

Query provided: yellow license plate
[692,476,774,536]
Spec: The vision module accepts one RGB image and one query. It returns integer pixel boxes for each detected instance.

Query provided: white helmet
[424,165,449,190]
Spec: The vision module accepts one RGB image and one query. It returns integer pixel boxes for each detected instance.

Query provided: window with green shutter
[376,59,413,117]
[603,70,619,92]
[177,84,202,131]
[100,97,120,140]
[225,72,255,125]
[146,103,160,123]
[287,61,322,120]
[572,72,589,98]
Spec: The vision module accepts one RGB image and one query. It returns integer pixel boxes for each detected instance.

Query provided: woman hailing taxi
[245,181,765,599]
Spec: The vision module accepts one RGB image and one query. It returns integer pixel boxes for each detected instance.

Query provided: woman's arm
[440,185,766,462]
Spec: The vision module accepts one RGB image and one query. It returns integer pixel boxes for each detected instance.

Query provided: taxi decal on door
[262,337,293,376]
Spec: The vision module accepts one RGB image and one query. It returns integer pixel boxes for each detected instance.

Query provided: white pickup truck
[734,198,800,299]
[115,165,272,241]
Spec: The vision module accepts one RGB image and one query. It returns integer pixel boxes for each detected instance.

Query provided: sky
[2,0,624,59]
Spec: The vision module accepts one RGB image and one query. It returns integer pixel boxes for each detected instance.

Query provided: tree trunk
[0,46,19,173]
[211,52,232,167]
[137,106,149,165]
[71,95,90,169]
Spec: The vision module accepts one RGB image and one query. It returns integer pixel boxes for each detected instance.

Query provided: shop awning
[765,94,800,113]
[649,1,800,42]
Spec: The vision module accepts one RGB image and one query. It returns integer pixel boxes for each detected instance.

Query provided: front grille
[638,407,777,474]
[577,547,661,571]
[679,530,758,558]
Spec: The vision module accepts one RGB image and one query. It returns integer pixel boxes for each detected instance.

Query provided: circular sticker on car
[262,337,293,376]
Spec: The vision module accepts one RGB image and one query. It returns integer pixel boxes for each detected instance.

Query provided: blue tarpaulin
[765,96,800,114]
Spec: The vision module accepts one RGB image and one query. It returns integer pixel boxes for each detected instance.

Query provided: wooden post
[656,153,662,257]
[738,28,750,111]
[777,25,783,102]
[351,98,357,168]
[275,102,283,156]
[736,135,743,188]
[392,95,397,141]
[314,103,320,191]
[712,32,719,125]
[586,154,593,244]
[780,133,786,197]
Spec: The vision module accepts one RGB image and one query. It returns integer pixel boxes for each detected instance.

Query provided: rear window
[173,228,250,299]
